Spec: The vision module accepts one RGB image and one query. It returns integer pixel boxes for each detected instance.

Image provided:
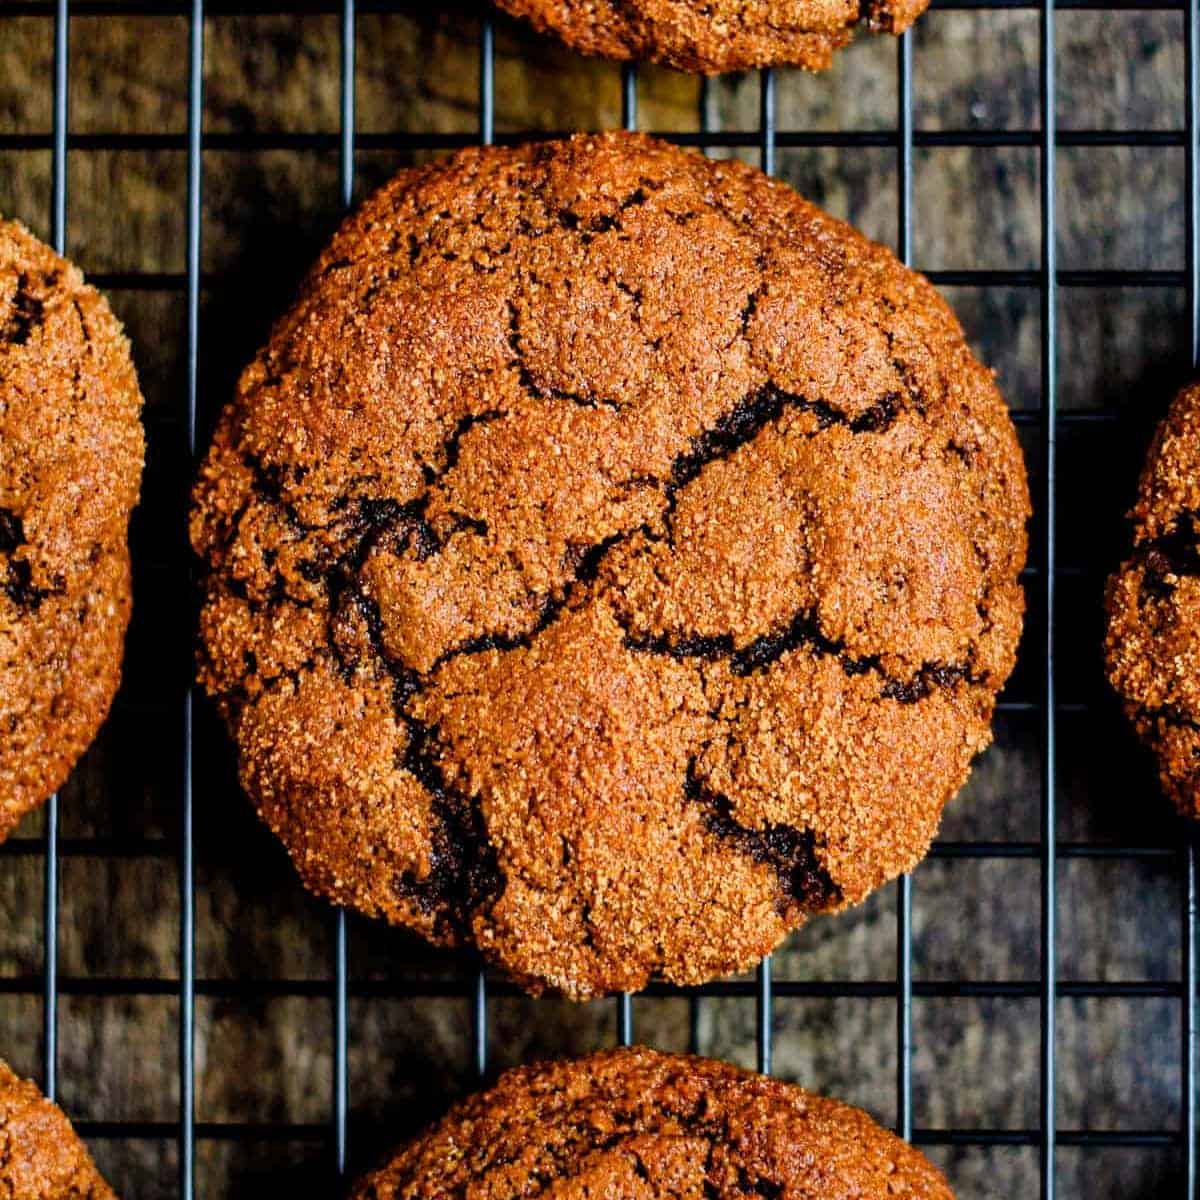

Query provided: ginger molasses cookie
[0,1058,117,1199]
[350,1048,954,1199]
[1106,381,1200,818]
[191,132,1029,999]
[490,0,929,73]
[0,220,144,841]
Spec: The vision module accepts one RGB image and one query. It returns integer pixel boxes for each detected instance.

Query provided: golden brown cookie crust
[0,220,144,842]
[490,0,931,73]
[350,1047,955,1200]
[191,132,1029,999]
[1106,381,1200,819]
[0,1059,117,1200]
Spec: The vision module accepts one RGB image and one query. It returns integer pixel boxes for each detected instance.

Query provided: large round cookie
[0,221,144,841]
[491,0,930,73]
[1106,381,1200,818]
[0,1058,117,1199]
[350,1048,954,1199]
[191,132,1029,998]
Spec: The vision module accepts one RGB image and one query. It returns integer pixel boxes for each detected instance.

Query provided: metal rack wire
[1,1,1199,1197]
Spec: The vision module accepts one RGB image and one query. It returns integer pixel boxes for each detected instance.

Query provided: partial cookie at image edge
[349,1047,955,1200]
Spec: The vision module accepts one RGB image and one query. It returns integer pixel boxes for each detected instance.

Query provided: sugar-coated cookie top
[192,132,1029,998]
[351,1048,955,1199]
[0,1058,117,1199]
[1107,380,1200,819]
[0,219,144,840]
[491,0,931,73]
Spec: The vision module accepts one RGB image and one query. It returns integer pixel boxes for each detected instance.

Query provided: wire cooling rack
[0,1,1198,1197]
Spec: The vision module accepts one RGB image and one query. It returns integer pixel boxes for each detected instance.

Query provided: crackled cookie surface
[191,132,1028,998]
[350,1048,954,1199]
[0,1058,117,1199]
[491,0,930,73]
[1106,381,1200,819]
[0,220,144,841]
